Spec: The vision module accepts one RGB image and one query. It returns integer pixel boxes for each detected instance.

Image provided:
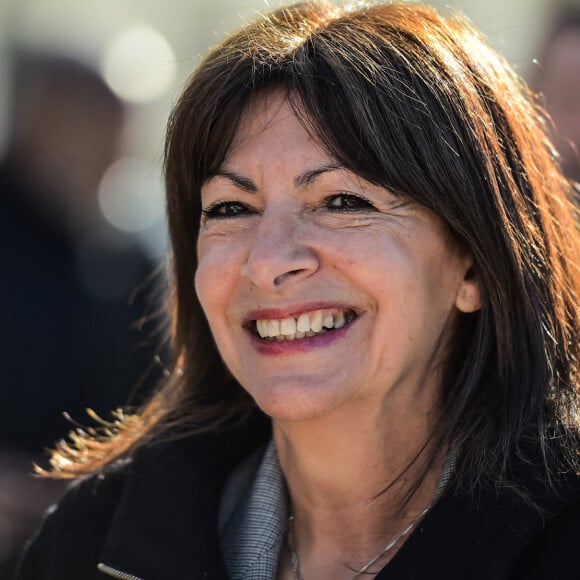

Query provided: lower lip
[248,316,360,356]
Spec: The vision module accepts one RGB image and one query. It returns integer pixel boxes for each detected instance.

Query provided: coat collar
[98,414,271,580]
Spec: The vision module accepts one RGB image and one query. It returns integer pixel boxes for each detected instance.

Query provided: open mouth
[248,308,358,341]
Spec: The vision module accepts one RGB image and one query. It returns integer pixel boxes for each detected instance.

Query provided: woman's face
[196,90,479,423]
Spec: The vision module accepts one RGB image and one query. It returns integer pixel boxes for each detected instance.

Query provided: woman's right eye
[201,201,253,220]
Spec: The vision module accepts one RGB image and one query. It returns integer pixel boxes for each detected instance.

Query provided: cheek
[195,240,247,330]
[193,259,213,314]
[194,258,236,364]
[195,247,231,316]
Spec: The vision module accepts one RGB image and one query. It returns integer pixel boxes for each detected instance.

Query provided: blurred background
[0,0,579,577]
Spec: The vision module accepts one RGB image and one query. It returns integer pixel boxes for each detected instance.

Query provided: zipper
[97,562,144,580]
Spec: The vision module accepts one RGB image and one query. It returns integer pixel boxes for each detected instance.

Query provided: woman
[17,2,580,579]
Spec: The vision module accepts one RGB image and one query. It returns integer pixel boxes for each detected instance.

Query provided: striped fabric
[219,440,457,580]
[220,441,287,580]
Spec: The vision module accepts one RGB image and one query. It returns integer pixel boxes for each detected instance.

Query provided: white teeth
[268,319,280,337]
[257,319,268,338]
[254,308,354,340]
[280,317,297,336]
[296,312,311,333]
[310,310,323,332]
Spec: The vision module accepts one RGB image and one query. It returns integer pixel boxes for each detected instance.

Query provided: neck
[273,400,445,579]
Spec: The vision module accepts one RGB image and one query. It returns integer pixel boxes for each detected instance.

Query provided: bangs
[194,14,488,242]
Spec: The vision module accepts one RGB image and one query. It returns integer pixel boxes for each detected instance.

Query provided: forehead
[207,90,381,195]
[227,89,322,156]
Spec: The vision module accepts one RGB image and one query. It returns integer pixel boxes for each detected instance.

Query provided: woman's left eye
[324,193,375,212]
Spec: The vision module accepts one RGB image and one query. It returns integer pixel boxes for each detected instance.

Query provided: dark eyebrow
[209,162,344,192]
[209,170,258,193]
[294,162,344,189]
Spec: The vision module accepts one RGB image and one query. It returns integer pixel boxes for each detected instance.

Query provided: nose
[240,205,319,290]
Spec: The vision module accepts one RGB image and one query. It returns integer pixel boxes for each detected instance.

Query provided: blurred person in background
[0,50,162,578]
[533,6,580,194]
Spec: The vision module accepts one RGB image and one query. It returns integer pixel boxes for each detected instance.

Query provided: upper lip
[243,302,361,324]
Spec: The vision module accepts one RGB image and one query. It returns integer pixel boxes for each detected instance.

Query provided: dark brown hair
[50,1,580,500]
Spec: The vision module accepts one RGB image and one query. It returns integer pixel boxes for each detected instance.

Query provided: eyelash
[200,193,375,221]
[201,200,254,220]
[323,193,375,212]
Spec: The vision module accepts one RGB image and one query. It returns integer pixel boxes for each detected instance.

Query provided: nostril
[241,243,319,290]
[273,269,304,286]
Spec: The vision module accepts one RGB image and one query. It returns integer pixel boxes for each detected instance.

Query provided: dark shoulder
[512,475,580,579]
[16,414,271,580]
[15,460,130,580]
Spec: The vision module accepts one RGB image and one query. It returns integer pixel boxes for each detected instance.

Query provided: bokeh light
[101,24,177,103]
[98,157,164,232]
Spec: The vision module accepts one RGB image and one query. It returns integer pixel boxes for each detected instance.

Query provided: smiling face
[195,90,480,423]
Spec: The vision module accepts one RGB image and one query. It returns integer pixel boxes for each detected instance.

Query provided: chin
[246,378,349,422]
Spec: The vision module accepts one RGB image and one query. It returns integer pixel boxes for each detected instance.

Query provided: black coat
[16,420,580,580]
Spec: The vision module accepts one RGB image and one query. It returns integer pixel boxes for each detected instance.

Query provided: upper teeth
[255,309,350,339]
